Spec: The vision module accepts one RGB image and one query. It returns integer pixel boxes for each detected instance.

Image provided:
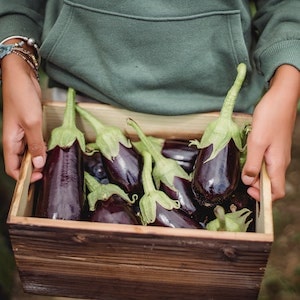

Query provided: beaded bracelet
[0,37,40,82]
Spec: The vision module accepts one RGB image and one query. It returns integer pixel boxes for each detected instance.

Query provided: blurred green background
[0,88,300,299]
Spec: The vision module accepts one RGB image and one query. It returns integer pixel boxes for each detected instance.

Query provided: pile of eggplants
[34,63,256,232]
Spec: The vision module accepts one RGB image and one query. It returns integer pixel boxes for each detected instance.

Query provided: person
[0,1,299,202]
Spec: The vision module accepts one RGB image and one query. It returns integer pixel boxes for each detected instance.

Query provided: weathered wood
[7,103,273,300]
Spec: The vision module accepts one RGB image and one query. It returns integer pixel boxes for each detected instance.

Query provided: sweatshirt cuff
[0,14,42,45]
[255,39,300,83]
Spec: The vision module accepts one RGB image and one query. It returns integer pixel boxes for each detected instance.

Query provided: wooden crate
[7,102,273,300]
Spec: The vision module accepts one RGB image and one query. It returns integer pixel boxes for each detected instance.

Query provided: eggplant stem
[220,63,247,120]
[76,105,105,134]
[141,151,157,194]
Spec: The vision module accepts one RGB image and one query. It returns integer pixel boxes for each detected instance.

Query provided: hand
[1,49,46,182]
[242,65,300,201]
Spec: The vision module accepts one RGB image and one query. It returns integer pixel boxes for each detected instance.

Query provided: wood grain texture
[7,103,273,299]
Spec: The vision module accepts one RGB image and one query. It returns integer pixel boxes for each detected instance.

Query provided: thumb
[242,137,265,186]
[25,128,47,169]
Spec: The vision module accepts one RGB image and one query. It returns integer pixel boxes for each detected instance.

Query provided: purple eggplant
[162,139,198,173]
[127,119,201,221]
[84,171,139,224]
[138,151,203,229]
[134,138,198,174]
[75,105,143,199]
[84,151,109,184]
[35,88,85,220]
[190,63,247,206]
[192,139,240,206]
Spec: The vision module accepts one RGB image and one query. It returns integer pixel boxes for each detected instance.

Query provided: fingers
[241,131,265,199]
[22,118,47,182]
[242,131,288,201]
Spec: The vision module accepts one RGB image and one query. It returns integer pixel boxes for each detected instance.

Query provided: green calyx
[84,171,133,211]
[206,205,253,232]
[127,118,190,193]
[189,63,247,162]
[139,151,180,225]
[48,88,85,152]
[75,105,131,160]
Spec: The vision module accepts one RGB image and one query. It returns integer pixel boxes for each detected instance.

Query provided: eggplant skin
[35,140,84,220]
[161,140,198,173]
[192,139,240,206]
[160,177,202,220]
[89,195,140,224]
[84,152,109,184]
[151,203,204,229]
[102,143,143,198]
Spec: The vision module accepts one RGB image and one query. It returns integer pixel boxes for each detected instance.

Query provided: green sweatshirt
[0,0,299,115]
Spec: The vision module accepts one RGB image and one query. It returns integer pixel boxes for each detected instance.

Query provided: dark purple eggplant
[190,63,247,206]
[90,195,140,224]
[192,139,240,206]
[83,151,109,184]
[84,171,139,224]
[134,138,198,173]
[162,139,198,173]
[138,151,202,229]
[35,88,85,220]
[75,105,143,199]
[35,141,84,219]
[127,119,201,220]
[152,202,203,229]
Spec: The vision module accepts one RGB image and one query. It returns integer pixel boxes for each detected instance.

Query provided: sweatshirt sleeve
[253,0,300,82]
[0,0,46,45]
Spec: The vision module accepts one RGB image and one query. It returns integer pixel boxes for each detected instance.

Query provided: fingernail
[32,156,44,169]
[243,175,254,185]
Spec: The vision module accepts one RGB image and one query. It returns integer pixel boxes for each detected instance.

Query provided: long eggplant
[127,119,202,221]
[84,172,139,224]
[35,88,85,220]
[138,151,203,229]
[190,63,247,206]
[134,137,198,174]
[75,105,143,200]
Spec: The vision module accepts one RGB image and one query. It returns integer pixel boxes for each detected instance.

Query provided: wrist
[0,37,40,82]
[270,65,300,99]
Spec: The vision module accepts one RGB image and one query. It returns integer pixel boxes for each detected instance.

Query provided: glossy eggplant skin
[89,195,140,224]
[161,140,198,173]
[160,176,202,222]
[84,152,109,184]
[102,143,143,198]
[35,140,84,220]
[192,139,240,206]
[151,203,204,229]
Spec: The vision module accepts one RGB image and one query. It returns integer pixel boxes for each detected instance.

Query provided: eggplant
[75,105,143,199]
[134,138,198,173]
[84,151,109,184]
[190,63,247,206]
[127,119,201,221]
[162,140,198,174]
[138,151,203,229]
[192,139,240,206]
[35,88,85,220]
[90,195,140,224]
[84,172,139,224]
[152,202,204,229]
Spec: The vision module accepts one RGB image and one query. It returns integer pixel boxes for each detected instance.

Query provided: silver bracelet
[0,35,40,64]
[0,38,40,82]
